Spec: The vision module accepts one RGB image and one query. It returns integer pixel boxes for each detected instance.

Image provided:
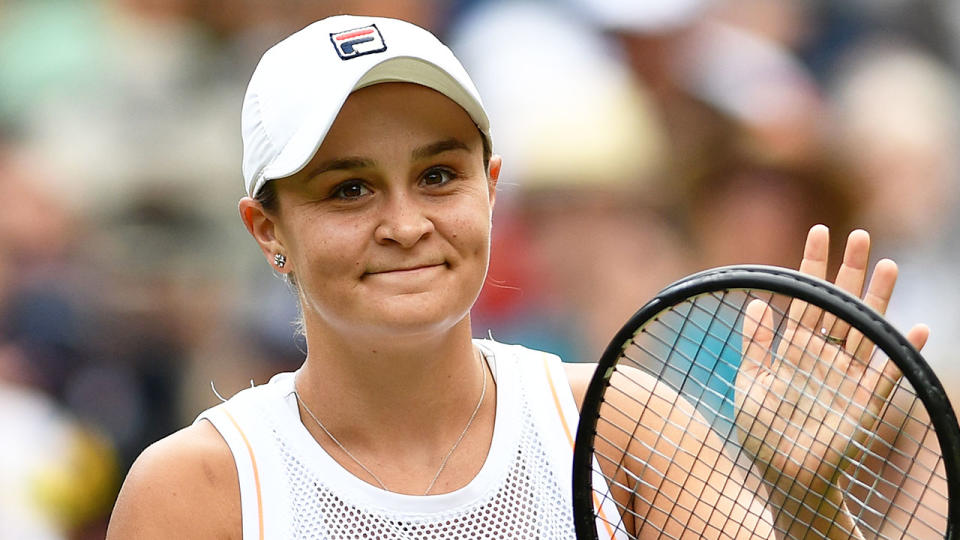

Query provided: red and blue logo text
[330,25,387,60]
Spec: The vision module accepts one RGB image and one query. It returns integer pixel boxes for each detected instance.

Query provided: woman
[106,15,929,539]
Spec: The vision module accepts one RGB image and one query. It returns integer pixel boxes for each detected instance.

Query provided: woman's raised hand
[734,225,929,537]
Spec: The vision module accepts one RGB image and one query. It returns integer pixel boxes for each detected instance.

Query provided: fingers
[742,299,775,375]
[904,323,930,352]
[797,224,831,279]
[854,326,925,423]
[820,230,871,339]
[861,323,923,419]
[862,259,898,316]
[846,259,899,356]
[869,355,904,424]
[789,225,830,331]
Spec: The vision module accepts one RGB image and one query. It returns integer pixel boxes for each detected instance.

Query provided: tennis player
[106,15,929,539]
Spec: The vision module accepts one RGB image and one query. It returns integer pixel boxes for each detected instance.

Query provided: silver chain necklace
[294,350,488,496]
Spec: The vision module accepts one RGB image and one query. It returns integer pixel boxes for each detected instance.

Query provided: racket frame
[572,264,960,539]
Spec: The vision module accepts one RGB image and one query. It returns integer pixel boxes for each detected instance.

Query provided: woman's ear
[238,197,289,272]
[487,154,502,208]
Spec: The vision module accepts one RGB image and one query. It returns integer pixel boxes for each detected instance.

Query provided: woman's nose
[373,192,434,248]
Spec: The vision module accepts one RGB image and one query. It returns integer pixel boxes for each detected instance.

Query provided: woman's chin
[319,303,473,343]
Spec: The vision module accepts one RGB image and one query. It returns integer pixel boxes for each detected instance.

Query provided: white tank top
[196,339,625,539]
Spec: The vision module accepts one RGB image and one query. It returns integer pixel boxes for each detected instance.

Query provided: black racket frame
[572,265,960,539]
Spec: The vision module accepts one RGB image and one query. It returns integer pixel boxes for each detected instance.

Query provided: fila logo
[330,24,387,60]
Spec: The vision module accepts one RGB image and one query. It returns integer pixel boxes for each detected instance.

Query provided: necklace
[294,349,488,495]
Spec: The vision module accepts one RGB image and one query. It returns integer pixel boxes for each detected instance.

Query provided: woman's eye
[332,181,370,199]
[422,168,455,186]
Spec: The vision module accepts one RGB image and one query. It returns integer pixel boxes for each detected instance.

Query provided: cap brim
[255,56,490,194]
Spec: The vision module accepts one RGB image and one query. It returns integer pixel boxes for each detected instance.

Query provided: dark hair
[480,131,492,173]
[255,177,281,212]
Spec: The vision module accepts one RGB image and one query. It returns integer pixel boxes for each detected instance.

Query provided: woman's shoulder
[475,338,598,408]
[106,420,240,539]
[562,361,596,409]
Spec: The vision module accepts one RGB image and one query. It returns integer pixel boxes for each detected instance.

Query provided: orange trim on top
[542,357,618,540]
[224,409,265,540]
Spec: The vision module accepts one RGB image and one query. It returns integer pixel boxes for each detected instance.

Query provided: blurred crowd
[1,0,958,537]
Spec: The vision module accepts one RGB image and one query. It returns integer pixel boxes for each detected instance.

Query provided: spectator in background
[568,0,867,267]
[563,0,730,207]
[0,137,117,540]
[828,39,960,406]
[830,41,959,248]
[683,151,857,272]
[453,0,855,360]
[0,376,117,540]
[451,2,691,361]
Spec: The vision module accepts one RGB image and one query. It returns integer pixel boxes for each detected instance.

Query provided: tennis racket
[572,265,960,539]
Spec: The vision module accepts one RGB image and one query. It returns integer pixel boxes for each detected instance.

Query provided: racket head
[572,265,960,539]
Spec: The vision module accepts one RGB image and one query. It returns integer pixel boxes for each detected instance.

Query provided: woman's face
[260,83,497,341]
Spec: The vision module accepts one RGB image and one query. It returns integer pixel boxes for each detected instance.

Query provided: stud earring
[273,253,286,268]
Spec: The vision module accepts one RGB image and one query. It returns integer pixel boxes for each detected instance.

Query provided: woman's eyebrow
[411,138,471,161]
[306,139,471,179]
[307,157,375,178]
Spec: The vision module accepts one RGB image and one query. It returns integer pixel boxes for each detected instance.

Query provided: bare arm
[106,420,241,540]
[566,363,774,538]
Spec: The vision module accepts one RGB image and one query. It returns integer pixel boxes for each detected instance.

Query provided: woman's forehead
[318,82,484,156]
[341,82,476,120]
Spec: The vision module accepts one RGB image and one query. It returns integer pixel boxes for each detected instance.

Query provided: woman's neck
[294,317,487,449]
[291,318,496,494]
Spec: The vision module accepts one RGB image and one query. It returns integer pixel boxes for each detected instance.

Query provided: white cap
[241,15,491,197]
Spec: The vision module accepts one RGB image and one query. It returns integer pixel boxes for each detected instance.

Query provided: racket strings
[588,288,947,539]
[740,292,944,539]
[637,305,893,460]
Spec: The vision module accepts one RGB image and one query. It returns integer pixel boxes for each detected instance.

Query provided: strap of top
[196,403,266,540]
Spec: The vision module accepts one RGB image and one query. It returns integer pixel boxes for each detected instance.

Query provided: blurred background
[0,0,957,537]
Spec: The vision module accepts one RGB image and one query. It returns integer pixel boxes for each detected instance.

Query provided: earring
[273,253,286,268]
